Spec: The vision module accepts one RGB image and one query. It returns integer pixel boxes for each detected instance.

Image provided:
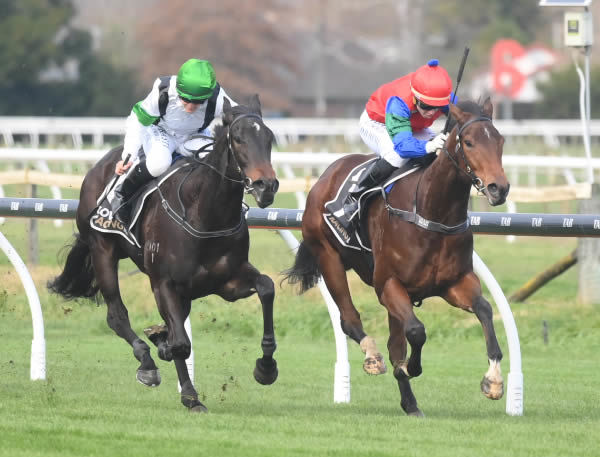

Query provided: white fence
[1,147,600,170]
[2,116,600,148]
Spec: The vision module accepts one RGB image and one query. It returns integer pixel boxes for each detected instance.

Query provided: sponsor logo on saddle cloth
[323,158,423,251]
[92,206,127,231]
[90,161,193,247]
[91,194,141,247]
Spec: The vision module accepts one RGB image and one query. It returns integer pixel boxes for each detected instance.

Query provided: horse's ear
[222,97,234,124]
[449,103,470,126]
[248,94,262,116]
[482,96,493,118]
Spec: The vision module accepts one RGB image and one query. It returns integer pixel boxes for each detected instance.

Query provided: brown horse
[285,98,509,416]
[48,96,280,412]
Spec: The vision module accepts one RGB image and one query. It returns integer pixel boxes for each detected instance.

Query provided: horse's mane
[446,99,485,133]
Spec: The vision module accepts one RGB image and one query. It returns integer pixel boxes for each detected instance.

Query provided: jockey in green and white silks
[110,58,237,228]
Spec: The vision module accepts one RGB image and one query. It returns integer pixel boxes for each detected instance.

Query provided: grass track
[1,195,599,456]
[1,314,599,457]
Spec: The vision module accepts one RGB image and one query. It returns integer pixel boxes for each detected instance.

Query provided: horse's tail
[281,241,321,294]
[47,234,99,300]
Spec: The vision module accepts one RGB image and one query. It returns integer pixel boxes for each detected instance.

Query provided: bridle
[384,114,494,235]
[192,112,265,194]
[443,116,493,193]
[158,111,268,238]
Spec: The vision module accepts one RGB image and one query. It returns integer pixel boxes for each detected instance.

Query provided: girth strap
[384,203,470,234]
[382,188,470,235]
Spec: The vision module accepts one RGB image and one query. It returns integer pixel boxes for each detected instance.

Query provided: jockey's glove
[425,132,448,155]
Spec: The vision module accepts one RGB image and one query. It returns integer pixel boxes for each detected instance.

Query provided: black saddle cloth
[89,159,195,247]
[323,154,436,252]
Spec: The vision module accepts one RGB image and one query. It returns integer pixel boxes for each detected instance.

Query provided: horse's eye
[464,140,473,148]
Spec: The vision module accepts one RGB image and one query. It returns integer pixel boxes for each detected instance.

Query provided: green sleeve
[132,102,160,126]
[385,112,412,138]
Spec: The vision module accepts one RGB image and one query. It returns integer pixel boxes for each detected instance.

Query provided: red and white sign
[487,39,560,101]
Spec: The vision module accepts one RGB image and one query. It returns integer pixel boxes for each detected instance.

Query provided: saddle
[90,160,195,247]
[323,155,435,252]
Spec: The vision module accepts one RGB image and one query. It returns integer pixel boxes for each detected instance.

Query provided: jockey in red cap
[337,59,456,225]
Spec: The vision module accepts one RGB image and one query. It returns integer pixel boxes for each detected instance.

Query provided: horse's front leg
[444,272,504,400]
[152,279,191,361]
[151,285,206,411]
[379,277,425,416]
[90,239,160,387]
[143,321,206,412]
[218,262,278,385]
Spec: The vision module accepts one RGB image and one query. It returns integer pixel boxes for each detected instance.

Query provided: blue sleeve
[441,92,458,115]
[385,96,427,158]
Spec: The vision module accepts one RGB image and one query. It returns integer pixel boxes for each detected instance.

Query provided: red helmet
[410,59,452,107]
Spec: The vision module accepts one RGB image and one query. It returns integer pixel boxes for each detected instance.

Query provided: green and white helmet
[176,59,217,100]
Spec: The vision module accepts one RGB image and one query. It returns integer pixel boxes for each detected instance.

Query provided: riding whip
[443,46,470,135]
[106,153,132,195]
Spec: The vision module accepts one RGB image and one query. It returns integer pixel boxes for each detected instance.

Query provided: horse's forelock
[447,100,487,132]
[213,103,264,145]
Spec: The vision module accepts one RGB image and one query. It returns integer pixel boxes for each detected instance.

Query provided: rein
[157,112,264,239]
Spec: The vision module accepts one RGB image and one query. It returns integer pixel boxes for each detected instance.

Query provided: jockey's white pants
[124,122,213,177]
[358,109,435,168]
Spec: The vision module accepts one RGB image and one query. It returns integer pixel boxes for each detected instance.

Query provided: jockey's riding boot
[111,160,154,228]
[341,157,397,220]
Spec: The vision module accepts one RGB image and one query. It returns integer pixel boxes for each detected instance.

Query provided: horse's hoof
[144,324,168,347]
[136,369,161,387]
[254,358,278,385]
[157,345,172,362]
[189,403,208,413]
[481,376,504,400]
[407,409,425,418]
[181,394,208,413]
[406,361,423,378]
[363,354,387,375]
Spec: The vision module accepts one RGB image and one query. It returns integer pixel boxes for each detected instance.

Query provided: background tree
[0,0,140,116]
[424,0,548,71]
[137,0,299,113]
[532,65,600,119]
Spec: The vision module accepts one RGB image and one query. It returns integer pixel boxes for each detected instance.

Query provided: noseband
[443,116,492,193]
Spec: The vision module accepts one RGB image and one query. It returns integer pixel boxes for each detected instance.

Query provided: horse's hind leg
[444,272,504,400]
[379,278,425,416]
[89,238,160,387]
[218,262,278,385]
[315,242,386,375]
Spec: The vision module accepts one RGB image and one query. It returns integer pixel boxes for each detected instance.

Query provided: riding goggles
[180,96,207,105]
[415,99,439,112]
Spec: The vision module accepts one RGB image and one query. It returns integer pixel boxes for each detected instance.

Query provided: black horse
[48,96,280,412]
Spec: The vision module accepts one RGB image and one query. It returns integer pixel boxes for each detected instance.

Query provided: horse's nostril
[272,179,280,193]
[488,183,498,195]
[254,180,266,190]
